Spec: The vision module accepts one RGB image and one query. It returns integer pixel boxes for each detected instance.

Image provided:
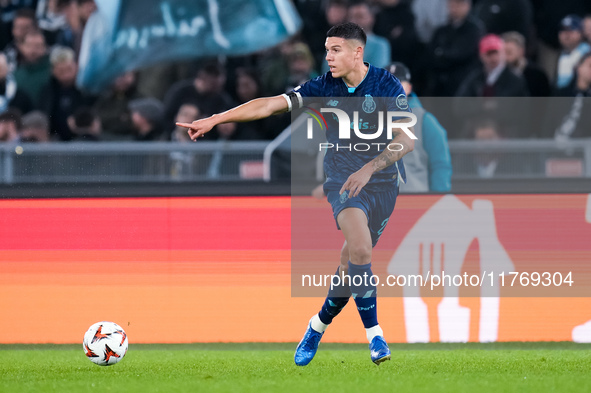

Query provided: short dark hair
[327,22,366,46]
[14,8,37,23]
[236,67,261,86]
[0,108,22,129]
[349,0,371,10]
[198,61,225,77]
[328,0,348,8]
[72,107,97,128]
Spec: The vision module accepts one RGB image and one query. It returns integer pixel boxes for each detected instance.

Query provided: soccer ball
[83,321,128,366]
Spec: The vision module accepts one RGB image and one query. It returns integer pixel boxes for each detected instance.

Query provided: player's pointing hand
[176,117,217,141]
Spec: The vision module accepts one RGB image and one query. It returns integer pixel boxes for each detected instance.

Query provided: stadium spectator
[169,103,200,178]
[347,1,391,69]
[456,34,529,97]
[68,106,101,141]
[0,19,8,52]
[547,53,591,140]
[286,42,318,91]
[3,8,38,72]
[14,30,51,104]
[0,52,33,114]
[556,15,591,89]
[473,0,533,44]
[163,61,236,140]
[0,107,22,143]
[136,60,198,101]
[259,39,295,96]
[373,0,420,71]
[307,0,349,72]
[0,0,36,26]
[171,103,200,142]
[388,62,452,193]
[454,34,530,139]
[94,71,144,141]
[235,67,261,104]
[324,0,348,29]
[584,15,591,43]
[20,110,50,142]
[556,52,591,98]
[70,0,96,55]
[469,118,510,178]
[411,0,448,44]
[38,46,92,141]
[533,0,591,80]
[502,31,551,97]
[129,97,165,141]
[426,0,484,96]
[292,0,325,69]
[231,67,273,140]
[36,0,76,48]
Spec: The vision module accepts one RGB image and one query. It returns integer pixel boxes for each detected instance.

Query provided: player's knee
[340,247,349,264]
[348,244,372,265]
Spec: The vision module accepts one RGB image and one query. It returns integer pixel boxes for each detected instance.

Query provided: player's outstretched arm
[176,95,289,141]
[340,122,415,197]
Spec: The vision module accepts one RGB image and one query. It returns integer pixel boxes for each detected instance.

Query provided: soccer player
[177,22,414,366]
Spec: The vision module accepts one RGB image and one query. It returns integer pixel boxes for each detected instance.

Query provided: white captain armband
[281,91,303,112]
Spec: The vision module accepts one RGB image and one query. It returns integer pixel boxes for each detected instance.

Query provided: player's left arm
[340,119,415,197]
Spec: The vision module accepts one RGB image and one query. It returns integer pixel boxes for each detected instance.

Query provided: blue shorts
[325,185,398,247]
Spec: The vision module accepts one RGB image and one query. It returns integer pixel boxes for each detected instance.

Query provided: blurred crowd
[1,0,591,145]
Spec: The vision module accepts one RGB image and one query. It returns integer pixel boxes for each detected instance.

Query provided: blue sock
[318,265,351,325]
[348,261,378,329]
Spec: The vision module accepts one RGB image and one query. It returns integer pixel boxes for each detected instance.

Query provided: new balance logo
[326,100,339,107]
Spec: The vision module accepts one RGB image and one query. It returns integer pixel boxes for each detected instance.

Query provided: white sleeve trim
[281,93,292,112]
[295,91,303,109]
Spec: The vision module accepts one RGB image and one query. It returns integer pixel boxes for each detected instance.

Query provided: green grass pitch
[1,343,590,393]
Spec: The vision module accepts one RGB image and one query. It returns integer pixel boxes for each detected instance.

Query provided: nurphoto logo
[305,107,418,152]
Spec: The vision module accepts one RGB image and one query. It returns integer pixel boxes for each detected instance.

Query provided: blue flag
[77,0,302,93]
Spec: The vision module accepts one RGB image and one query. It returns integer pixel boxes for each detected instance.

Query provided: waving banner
[77,0,301,93]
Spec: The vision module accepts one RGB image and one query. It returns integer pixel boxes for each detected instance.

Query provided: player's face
[325,37,362,78]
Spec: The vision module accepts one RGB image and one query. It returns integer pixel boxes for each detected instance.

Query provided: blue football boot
[294,321,324,366]
[369,336,391,365]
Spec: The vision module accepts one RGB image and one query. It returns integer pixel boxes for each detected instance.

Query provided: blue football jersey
[285,63,412,190]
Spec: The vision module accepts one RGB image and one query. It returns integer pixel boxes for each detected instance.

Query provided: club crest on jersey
[396,94,409,110]
[339,191,349,204]
[362,94,376,113]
